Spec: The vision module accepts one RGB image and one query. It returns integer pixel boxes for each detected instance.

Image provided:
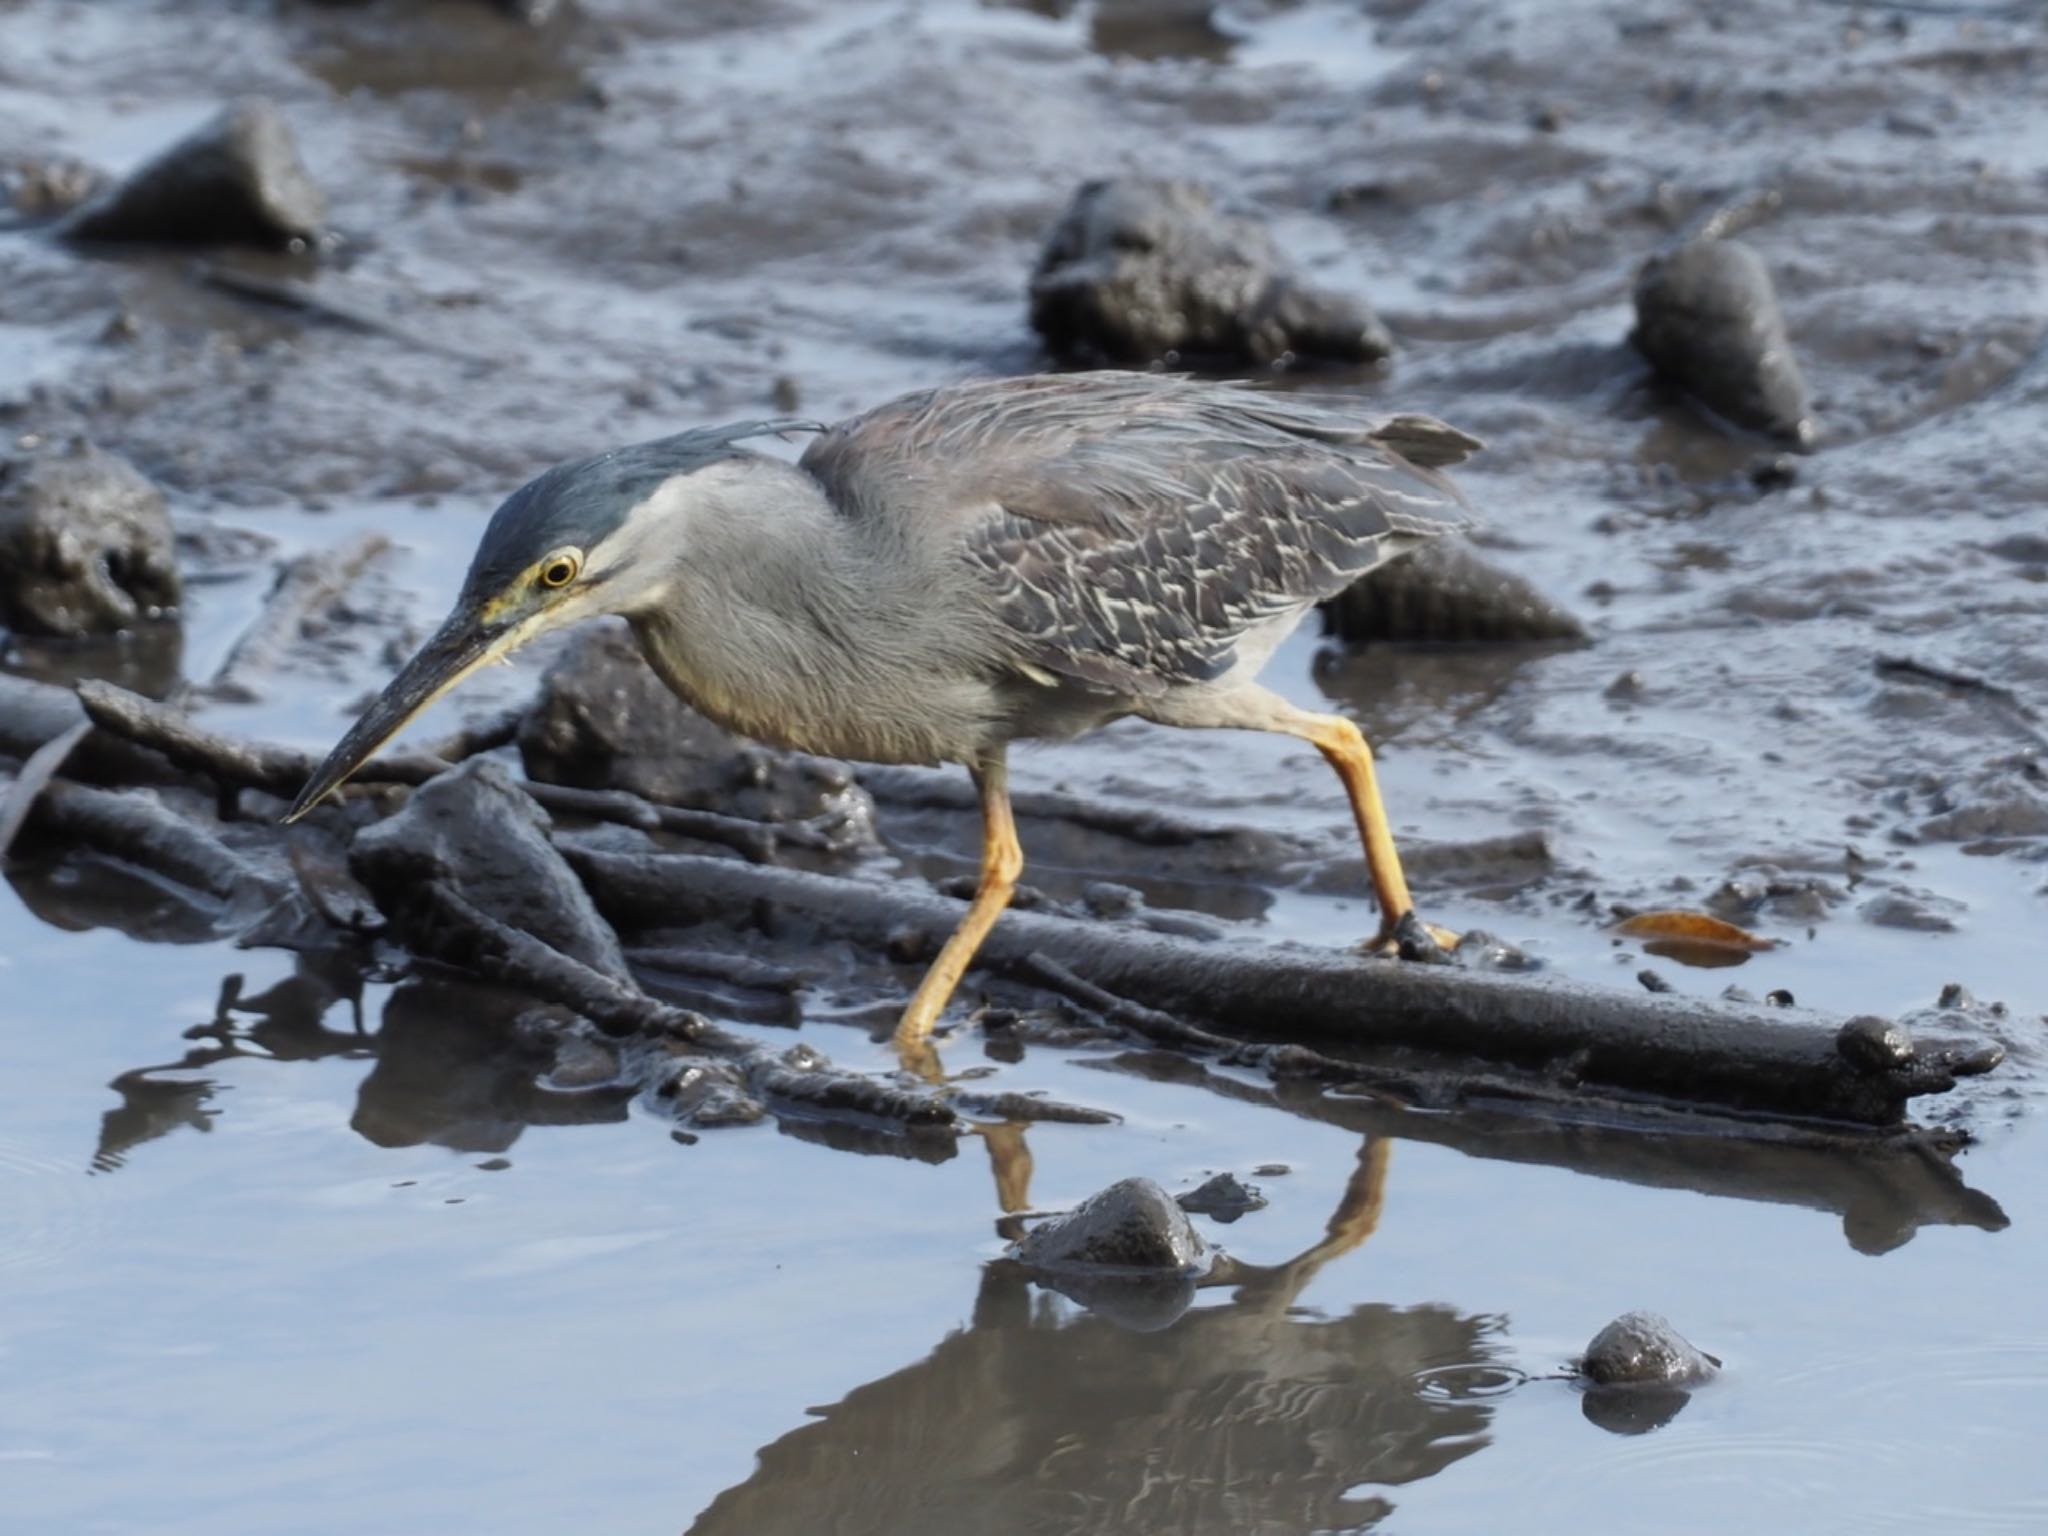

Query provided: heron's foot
[894,1030,947,1085]
[893,994,951,1084]
[1367,909,1461,964]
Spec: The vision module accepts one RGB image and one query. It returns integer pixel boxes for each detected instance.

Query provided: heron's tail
[1366,414,1483,470]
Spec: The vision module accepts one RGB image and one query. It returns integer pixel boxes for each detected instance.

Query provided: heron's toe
[1366,910,1461,965]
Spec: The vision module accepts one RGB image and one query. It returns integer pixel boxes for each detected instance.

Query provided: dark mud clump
[1580,1310,1719,1388]
[1321,539,1586,645]
[1175,1171,1267,1223]
[61,99,326,250]
[1019,1175,1211,1331]
[1631,238,1816,448]
[1577,1310,1720,1436]
[1021,1175,1208,1274]
[1030,178,1391,369]
[351,755,633,983]
[1837,1014,1915,1072]
[0,439,179,636]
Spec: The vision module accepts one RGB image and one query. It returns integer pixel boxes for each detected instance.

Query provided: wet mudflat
[2,0,2046,1531]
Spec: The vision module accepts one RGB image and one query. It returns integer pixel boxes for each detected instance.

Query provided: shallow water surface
[2,0,2046,1531]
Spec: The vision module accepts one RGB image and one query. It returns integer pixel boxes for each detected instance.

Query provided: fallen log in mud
[567,847,2004,1129]
[0,676,2008,1137]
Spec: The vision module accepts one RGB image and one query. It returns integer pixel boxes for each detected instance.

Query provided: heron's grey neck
[622,456,986,762]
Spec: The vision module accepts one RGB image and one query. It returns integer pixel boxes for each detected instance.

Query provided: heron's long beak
[281,606,514,823]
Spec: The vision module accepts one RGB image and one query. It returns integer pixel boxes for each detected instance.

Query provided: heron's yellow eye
[538,551,581,589]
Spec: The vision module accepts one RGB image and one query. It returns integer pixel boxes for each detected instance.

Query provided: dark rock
[1859,889,1962,933]
[1631,238,1816,448]
[1638,968,1673,994]
[1175,1172,1266,1223]
[518,622,852,821]
[351,757,633,983]
[1320,539,1586,645]
[1014,1179,1213,1328]
[0,439,179,636]
[1580,1311,1718,1387]
[1836,1014,1914,1071]
[61,99,326,250]
[1030,178,1391,369]
[1020,1177,1210,1273]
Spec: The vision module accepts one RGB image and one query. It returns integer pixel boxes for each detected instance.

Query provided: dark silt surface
[3,1,2047,1531]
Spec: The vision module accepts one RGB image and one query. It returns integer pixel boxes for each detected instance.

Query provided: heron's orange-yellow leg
[894,756,1022,1068]
[1229,1138,1394,1309]
[1304,1137,1393,1273]
[977,1120,1036,1243]
[1284,713,1456,951]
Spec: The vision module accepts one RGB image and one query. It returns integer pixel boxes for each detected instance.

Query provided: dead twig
[79,678,443,800]
[76,682,810,859]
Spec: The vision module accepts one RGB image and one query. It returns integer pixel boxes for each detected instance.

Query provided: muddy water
[2,0,2046,1530]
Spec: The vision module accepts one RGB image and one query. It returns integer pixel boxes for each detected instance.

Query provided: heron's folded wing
[801,373,1479,696]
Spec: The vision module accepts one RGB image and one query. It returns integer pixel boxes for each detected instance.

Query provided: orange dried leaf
[1614,910,1778,952]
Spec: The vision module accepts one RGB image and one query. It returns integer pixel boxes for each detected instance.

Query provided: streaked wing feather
[800,372,1480,695]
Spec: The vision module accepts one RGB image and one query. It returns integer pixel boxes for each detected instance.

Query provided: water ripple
[0,1136,106,1274]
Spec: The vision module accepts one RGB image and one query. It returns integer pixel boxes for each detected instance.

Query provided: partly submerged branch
[73,681,817,860]
[566,846,2003,1130]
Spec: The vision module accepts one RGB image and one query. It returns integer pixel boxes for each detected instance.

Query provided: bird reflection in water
[690,1135,1513,1536]
[86,970,635,1171]
[89,959,366,1173]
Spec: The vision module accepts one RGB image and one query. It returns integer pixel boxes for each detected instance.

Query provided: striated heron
[285,371,1480,1059]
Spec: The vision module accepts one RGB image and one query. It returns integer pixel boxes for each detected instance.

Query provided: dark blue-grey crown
[460,418,823,600]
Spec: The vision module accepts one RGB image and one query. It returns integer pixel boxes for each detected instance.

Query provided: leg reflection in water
[689,1134,1511,1536]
